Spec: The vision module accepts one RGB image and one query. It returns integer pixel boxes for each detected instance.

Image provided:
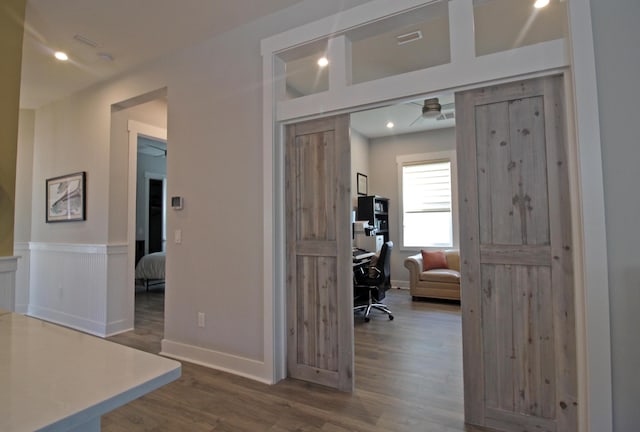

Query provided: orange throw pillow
[421,250,448,271]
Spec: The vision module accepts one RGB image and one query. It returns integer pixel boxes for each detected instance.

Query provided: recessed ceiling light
[54,51,69,61]
[317,57,329,68]
[534,0,550,8]
[386,121,395,129]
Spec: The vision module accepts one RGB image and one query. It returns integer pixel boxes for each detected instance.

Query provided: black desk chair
[353,241,394,322]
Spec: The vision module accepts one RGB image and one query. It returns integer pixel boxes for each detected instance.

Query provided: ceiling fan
[409,98,455,126]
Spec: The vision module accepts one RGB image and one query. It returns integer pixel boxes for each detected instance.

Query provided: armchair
[404,249,461,300]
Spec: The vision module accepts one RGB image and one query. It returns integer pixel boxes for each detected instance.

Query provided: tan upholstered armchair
[404,249,461,300]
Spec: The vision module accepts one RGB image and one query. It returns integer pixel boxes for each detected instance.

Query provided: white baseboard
[161,339,271,384]
[28,305,108,337]
[392,279,410,289]
[105,320,134,337]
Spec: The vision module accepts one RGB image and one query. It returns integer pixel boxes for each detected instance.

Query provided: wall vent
[396,30,423,45]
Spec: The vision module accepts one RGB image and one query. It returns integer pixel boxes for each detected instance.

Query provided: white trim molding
[27,242,131,337]
[161,339,272,384]
[0,256,18,311]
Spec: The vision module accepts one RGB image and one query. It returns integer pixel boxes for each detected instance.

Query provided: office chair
[353,241,394,322]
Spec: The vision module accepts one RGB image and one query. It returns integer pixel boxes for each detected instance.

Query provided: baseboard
[161,339,271,384]
[392,279,410,289]
[28,305,108,337]
[105,320,134,337]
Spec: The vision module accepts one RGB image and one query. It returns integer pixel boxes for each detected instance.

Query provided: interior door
[456,76,577,431]
[285,115,354,392]
[148,178,163,253]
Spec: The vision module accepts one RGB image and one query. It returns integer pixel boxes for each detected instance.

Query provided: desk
[0,309,181,432]
[353,248,375,263]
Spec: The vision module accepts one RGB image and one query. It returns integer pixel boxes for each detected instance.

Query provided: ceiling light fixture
[54,51,69,61]
[386,121,395,129]
[317,57,329,68]
[534,0,550,8]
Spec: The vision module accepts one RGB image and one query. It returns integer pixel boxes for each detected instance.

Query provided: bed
[135,251,165,289]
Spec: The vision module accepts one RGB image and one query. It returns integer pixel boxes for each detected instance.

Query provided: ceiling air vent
[73,34,98,48]
[396,30,423,46]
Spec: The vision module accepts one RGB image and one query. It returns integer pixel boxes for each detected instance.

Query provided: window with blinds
[401,160,453,247]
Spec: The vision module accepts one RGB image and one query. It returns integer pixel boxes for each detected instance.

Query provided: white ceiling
[350,93,455,139]
[19,0,303,108]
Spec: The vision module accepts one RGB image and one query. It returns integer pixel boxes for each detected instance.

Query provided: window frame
[397,150,458,251]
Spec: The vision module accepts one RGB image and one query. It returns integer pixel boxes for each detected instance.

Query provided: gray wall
[368,127,456,284]
[590,1,640,430]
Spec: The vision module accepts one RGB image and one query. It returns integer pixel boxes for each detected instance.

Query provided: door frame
[261,1,611,430]
[126,120,167,323]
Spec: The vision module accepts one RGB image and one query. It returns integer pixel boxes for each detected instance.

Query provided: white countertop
[0,311,181,431]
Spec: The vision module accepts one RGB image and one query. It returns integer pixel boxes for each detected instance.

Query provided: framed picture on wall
[46,171,86,223]
[357,172,368,196]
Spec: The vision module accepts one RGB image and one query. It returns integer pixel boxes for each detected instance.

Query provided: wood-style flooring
[105,288,466,431]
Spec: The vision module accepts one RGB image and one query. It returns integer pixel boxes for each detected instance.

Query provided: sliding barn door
[456,76,577,431]
[285,115,354,392]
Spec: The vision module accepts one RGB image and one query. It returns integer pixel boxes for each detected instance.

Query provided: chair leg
[370,303,394,320]
[354,289,394,322]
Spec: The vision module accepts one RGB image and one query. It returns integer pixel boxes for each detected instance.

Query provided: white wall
[368,127,456,284]
[590,1,640,430]
[350,128,369,210]
[20,0,374,377]
[15,110,34,243]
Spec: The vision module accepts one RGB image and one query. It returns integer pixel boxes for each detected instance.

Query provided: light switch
[174,229,182,244]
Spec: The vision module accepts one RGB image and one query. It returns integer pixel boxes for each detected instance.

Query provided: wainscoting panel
[13,243,30,313]
[0,257,18,311]
[106,244,133,336]
[28,243,130,337]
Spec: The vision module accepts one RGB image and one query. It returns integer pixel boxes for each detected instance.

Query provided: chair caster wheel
[389,315,394,320]
[364,317,370,323]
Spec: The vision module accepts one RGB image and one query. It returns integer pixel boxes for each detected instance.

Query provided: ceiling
[19,0,304,108]
[18,0,564,140]
[350,93,455,139]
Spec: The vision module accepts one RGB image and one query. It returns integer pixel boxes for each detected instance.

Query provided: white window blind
[401,160,453,248]
[403,161,452,214]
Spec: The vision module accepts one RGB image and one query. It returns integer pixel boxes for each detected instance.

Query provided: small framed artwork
[46,171,86,223]
[357,172,368,196]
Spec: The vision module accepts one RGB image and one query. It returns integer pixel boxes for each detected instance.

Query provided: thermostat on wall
[171,196,183,210]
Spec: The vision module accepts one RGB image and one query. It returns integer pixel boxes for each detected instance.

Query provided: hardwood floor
[105,288,466,431]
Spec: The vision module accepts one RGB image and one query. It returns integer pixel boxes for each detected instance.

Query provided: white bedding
[135,252,165,280]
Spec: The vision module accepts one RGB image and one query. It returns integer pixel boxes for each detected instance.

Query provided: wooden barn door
[456,76,577,431]
[285,115,354,392]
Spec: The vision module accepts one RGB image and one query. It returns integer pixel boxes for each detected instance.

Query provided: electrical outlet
[197,312,205,328]
[174,229,182,244]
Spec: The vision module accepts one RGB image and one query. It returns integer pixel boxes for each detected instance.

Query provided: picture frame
[357,172,368,196]
[46,171,86,223]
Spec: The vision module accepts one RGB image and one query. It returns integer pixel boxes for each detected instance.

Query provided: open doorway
[135,136,167,293]
[109,90,168,350]
[348,94,465,423]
